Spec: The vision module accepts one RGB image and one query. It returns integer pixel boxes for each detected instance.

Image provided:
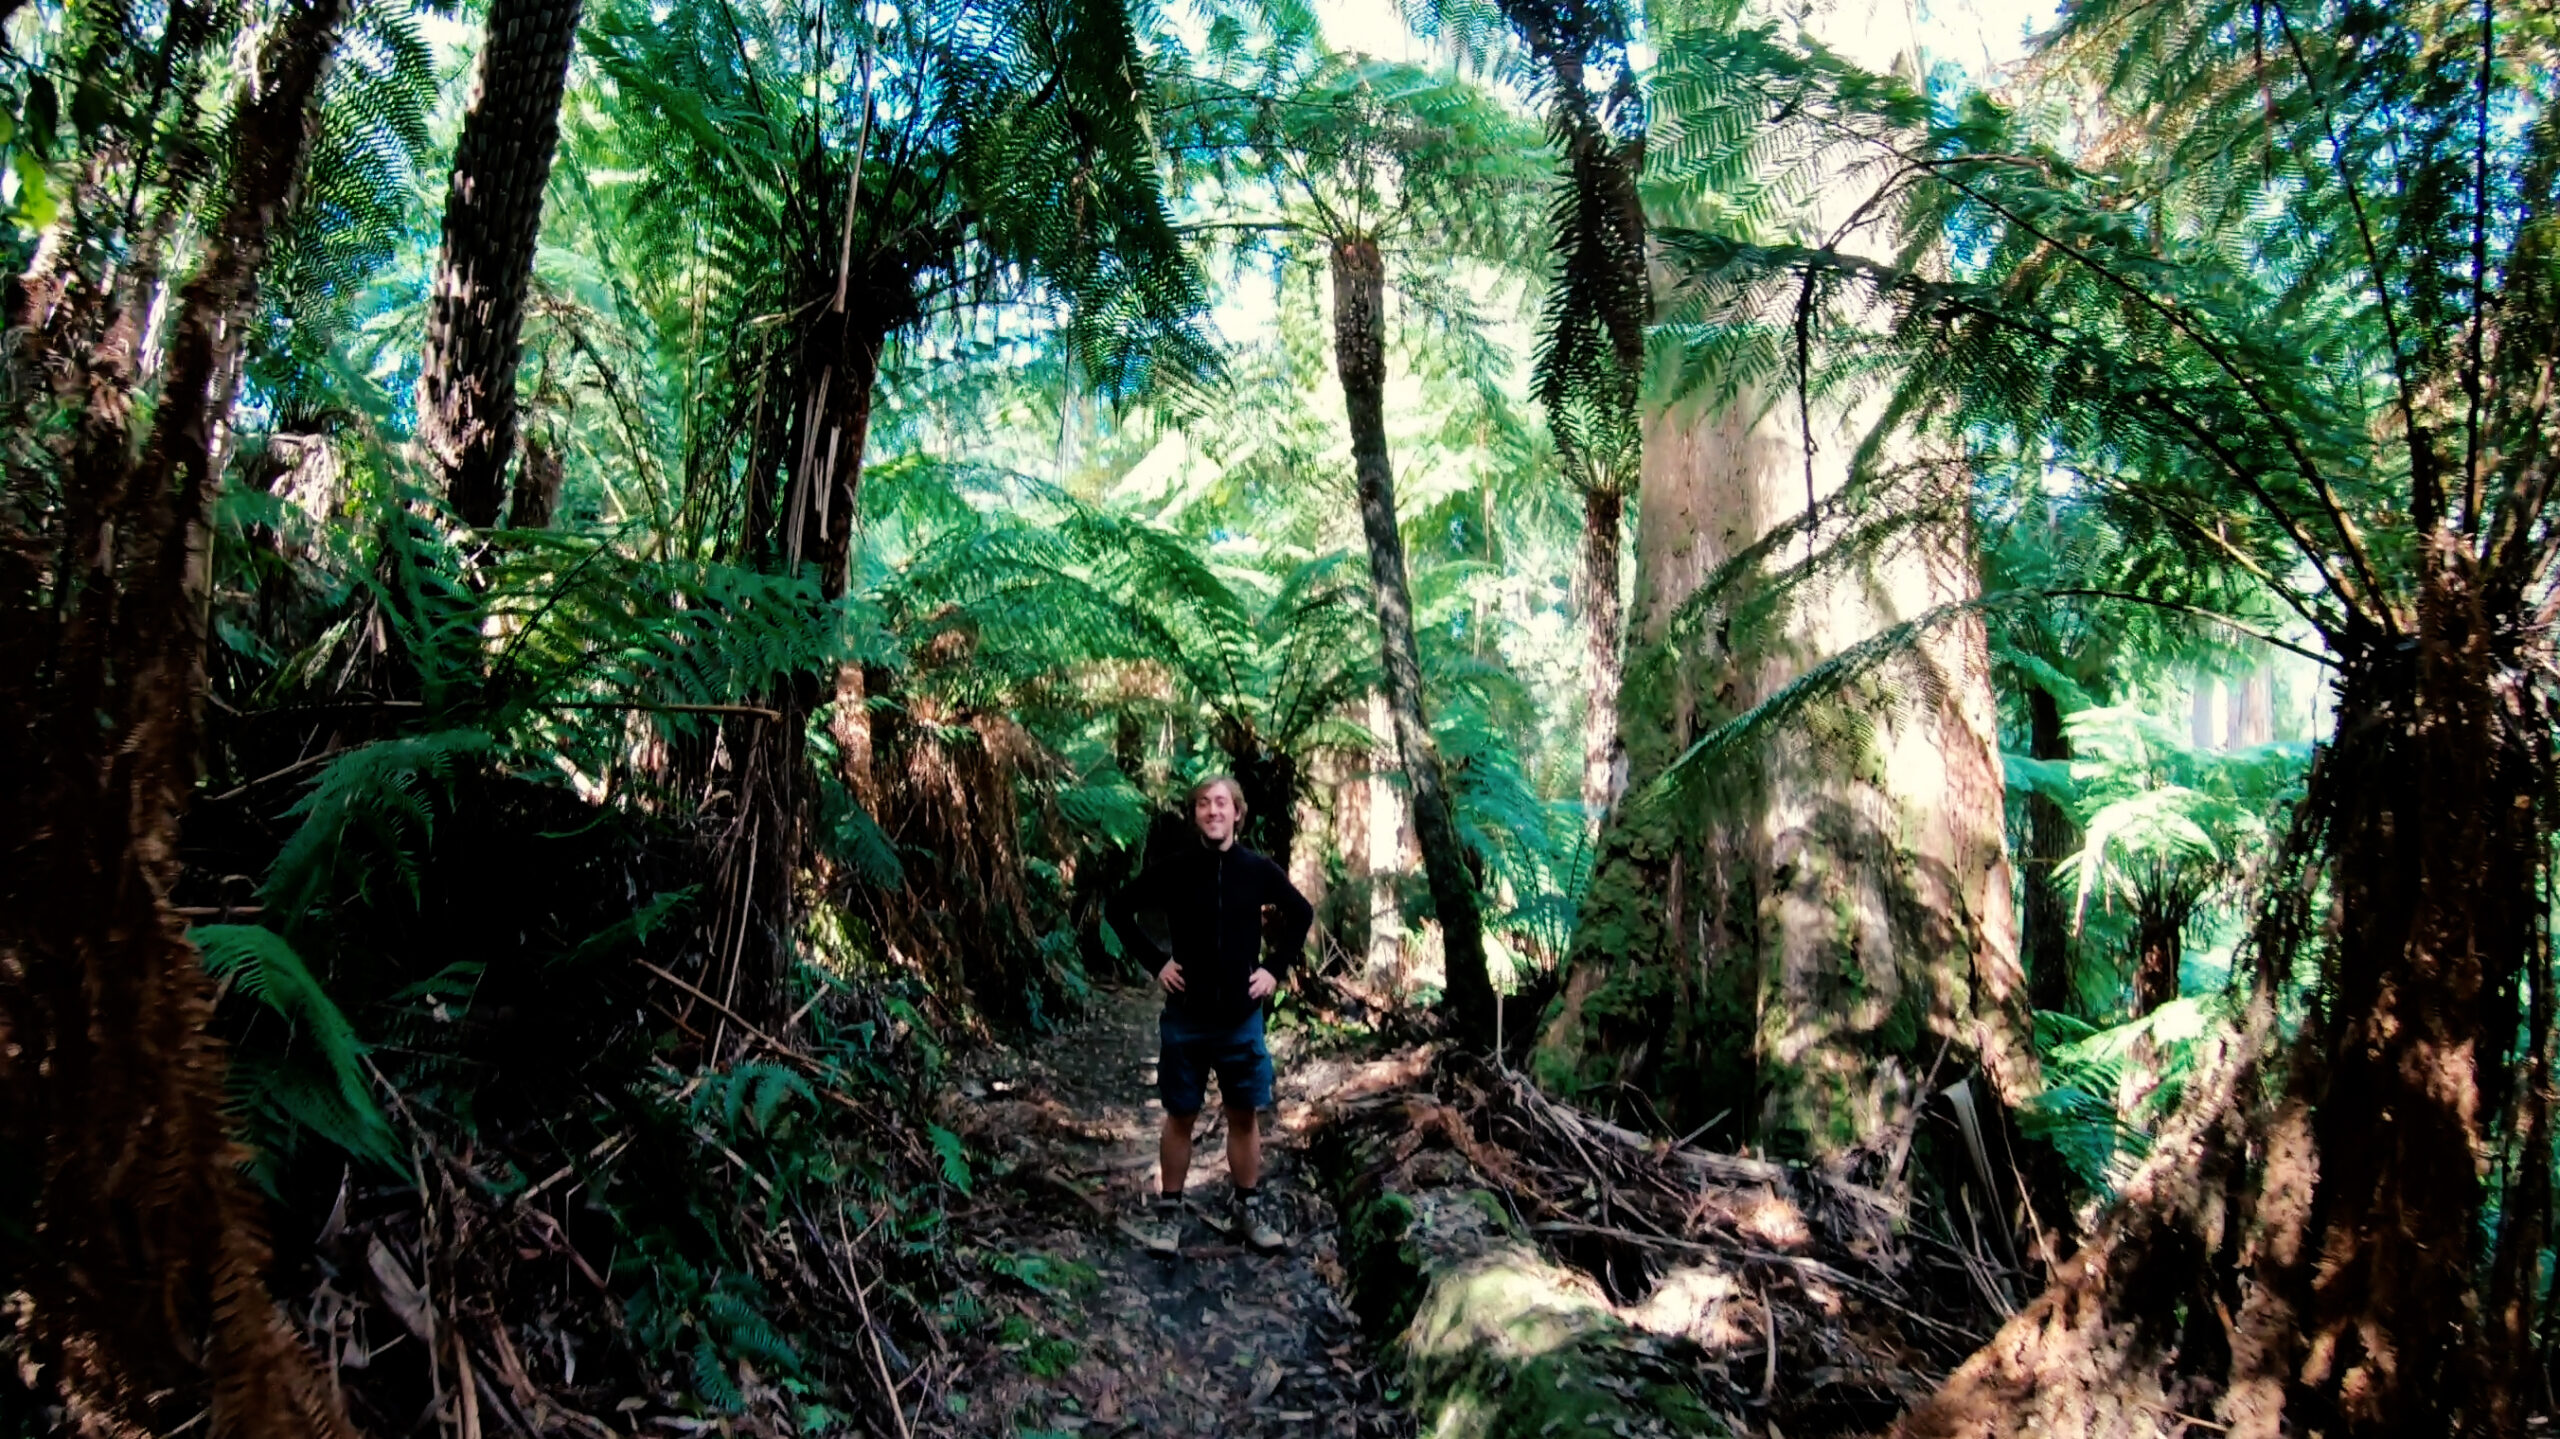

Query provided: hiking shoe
[1231,1189,1285,1252]
[1129,1198,1184,1255]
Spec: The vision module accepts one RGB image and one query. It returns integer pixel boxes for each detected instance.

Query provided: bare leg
[1159,1110,1199,1196]
[1224,1103,1261,1190]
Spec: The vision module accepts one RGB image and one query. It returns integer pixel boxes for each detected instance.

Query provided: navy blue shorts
[1158,1009,1273,1117]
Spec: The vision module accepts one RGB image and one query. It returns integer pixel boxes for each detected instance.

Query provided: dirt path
[941,986,1416,1438]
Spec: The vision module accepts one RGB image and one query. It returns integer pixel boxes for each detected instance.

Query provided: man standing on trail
[1107,775,1313,1255]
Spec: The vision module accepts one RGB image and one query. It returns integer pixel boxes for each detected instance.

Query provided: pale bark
[1536,0,2031,1155]
[1366,691,1409,986]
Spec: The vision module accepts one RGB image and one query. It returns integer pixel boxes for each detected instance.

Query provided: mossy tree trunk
[1531,0,2034,1161]
[1534,371,2033,1160]
[1330,236,1495,1043]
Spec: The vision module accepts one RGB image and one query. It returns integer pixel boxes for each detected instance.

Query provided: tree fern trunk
[782,328,881,599]
[509,432,564,527]
[1329,237,1495,1043]
[1501,0,1645,828]
[417,0,584,528]
[2130,889,2183,1015]
[1897,596,2552,1436]
[0,2,358,1432]
[2023,683,2075,1014]
[1578,484,1625,820]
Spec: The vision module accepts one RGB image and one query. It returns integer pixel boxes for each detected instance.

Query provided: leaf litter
[938,985,1414,1438]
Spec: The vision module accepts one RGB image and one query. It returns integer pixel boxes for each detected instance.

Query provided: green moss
[1401,1248,1733,1439]
[1339,1187,1428,1336]
[1462,1187,1522,1240]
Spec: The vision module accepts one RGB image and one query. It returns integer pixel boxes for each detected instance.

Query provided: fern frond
[194,924,399,1169]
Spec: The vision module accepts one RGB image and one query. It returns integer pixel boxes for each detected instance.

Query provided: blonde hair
[1188,774,1248,819]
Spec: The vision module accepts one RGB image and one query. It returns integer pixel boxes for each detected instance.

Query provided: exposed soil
[938,986,1424,1438]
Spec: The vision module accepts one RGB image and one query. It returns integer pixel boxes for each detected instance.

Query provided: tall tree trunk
[1532,0,2033,1159]
[1329,236,1495,1043]
[1535,397,2032,1152]
[1579,485,1626,819]
[0,2,359,1432]
[2022,683,2076,1014]
[1532,401,1758,1128]
[417,0,585,527]
[1364,691,1409,985]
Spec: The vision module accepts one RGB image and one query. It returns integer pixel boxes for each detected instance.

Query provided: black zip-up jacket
[1105,836,1314,1029]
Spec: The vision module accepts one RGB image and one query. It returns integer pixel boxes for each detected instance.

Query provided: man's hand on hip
[1158,959,1185,993]
[1247,967,1276,1000]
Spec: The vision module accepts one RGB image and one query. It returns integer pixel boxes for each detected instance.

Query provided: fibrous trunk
[2022,683,2075,1014]
[706,245,887,1033]
[1579,485,1626,820]
[1220,732,1300,873]
[1896,559,2551,1436]
[509,432,564,528]
[1329,236,1495,1042]
[776,321,881,598]
[0,2,358,1431]
[2130,886,2187,1015]
[418,0,585,527]
[1502,0,1646,833]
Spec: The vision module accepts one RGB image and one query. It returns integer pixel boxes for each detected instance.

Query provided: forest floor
[935,985,1423,1439]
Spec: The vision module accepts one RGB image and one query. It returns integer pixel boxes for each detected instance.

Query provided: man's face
[1192,784,1239,846]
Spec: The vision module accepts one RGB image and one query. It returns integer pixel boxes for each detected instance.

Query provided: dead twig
[833,1209,913,1439]
[207,746,348,802]
[1760,1287,1779,1405]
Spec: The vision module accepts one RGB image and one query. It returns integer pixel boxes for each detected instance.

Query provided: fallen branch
[1530,1219,1988,1344]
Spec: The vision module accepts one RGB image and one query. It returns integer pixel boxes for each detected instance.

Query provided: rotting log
[1339,1181,1737,1439]
[1303,1054,2008,1438]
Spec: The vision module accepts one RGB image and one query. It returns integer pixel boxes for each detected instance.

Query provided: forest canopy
[0,0,2553,1433]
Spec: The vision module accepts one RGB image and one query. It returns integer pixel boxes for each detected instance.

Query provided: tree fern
[193,924,400,1174]
[264,730,497,925]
